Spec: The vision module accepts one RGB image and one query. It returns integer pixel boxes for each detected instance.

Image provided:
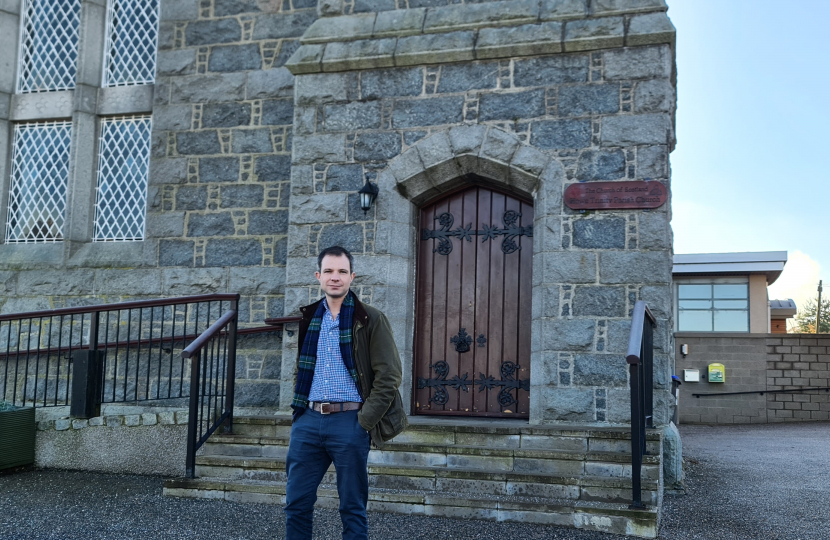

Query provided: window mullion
[0,121,10,243]
[62,0,108,244]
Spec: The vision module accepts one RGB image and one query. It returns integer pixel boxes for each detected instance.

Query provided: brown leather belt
[309,401,362,414]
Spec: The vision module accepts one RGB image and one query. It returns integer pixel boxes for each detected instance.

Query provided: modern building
[672,251,790,334]
[672,251,830,425]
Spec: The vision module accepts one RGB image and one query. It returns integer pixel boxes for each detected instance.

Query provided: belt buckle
[319,402,330,414]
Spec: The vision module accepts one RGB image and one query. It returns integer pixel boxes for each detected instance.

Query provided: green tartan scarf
[291,291,358,413]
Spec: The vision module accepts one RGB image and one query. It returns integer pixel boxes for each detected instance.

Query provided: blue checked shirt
[308,299,363,404]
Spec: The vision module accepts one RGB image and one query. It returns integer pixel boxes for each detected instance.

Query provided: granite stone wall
[0,0,677,424]
[0,0,323,410]
[282,0,677,425]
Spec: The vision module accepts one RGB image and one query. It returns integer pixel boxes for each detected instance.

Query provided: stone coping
[286,0,674,74]
[36,410,189,432]
[235,414,664,440]
[674,332,772,339]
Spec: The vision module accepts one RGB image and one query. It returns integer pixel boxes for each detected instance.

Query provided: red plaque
[564,181,668,210]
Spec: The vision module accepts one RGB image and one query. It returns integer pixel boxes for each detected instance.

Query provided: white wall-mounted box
[684,369,700,382]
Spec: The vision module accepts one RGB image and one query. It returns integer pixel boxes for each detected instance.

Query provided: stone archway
[378,125,562,205]
[375,126,564,422]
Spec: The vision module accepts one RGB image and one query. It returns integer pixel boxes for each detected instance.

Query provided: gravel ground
[1,422,828,539]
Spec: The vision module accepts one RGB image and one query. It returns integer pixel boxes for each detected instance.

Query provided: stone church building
[0,0,677,532]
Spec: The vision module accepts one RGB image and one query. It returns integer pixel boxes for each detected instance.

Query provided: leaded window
[676,279,750,332]
[93,116,152,241]
[103,0,160,87]
[17,0,81,93]
[5,122,72,243]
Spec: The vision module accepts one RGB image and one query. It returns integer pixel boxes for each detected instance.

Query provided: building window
[5,121,73,243]
[676,278,749,332]
[93,116,152,242]
[17,0,81,93]
[103,0,160,87]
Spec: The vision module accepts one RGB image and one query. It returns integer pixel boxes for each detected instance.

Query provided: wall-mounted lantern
[358,181,379,213]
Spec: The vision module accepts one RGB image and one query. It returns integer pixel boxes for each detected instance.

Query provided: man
[285,245,408,540]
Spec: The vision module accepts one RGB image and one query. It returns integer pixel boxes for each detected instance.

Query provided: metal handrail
[1,294,241,411]
[627,300,656,510]
[182,306,239,478]
[626,302,656,364]
[0,294,240,322]
[263,316,303,326]
[0,319,300,360]
[182,310,236,358]
[180,312,298,477]
[693,387,830,397]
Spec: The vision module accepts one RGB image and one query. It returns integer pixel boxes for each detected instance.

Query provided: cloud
[767,250,822,312]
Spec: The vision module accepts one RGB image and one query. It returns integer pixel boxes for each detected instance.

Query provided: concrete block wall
[676,333,830,424]
[765,335,830,422]
[675,334,768,424]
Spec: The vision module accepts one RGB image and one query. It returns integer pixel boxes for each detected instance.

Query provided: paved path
[2,422,828,539]
[660,422,830,540]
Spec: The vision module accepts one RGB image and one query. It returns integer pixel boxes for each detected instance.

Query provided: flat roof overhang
[672,251,787,285]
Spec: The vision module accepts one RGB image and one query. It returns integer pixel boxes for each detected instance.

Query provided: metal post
[817,281,823,334]
[70,350,103,418]
[185,352,201,479]
[629,362,644,509]
[89,311,101,405]
[224,298,239,434]
[644,320,654,428]
[89,311,99,351]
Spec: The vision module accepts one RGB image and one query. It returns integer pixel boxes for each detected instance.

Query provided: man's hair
[317,246,354,273]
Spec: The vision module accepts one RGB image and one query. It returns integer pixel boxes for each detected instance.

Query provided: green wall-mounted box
[0,407,36,470]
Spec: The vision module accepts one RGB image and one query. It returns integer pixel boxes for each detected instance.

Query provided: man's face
[315,254,355,299]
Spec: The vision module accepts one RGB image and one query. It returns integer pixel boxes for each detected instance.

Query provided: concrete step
[201,433,661,481]
[181,415,664,537]
[163,477,659,538]
[227,415,663,454]
[194,454,659,505]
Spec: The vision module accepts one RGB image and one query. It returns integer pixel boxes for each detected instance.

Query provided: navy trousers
[284,408,371,540]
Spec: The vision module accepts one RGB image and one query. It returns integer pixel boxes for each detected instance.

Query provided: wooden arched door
[414,184,533,418]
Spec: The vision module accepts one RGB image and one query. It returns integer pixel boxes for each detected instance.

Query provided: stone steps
[227,415,662,450]
[163,477,659,538]
[164,415,663,538]
[192,453,659,505]
[201,435,661,481]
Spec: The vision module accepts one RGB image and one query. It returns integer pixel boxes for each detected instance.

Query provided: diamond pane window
[103,0,160,87]
[93,116,152,241]
[17,0,81,93]
[5,122,72,243]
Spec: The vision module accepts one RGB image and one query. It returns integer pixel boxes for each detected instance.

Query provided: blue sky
[666,0,830,309]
